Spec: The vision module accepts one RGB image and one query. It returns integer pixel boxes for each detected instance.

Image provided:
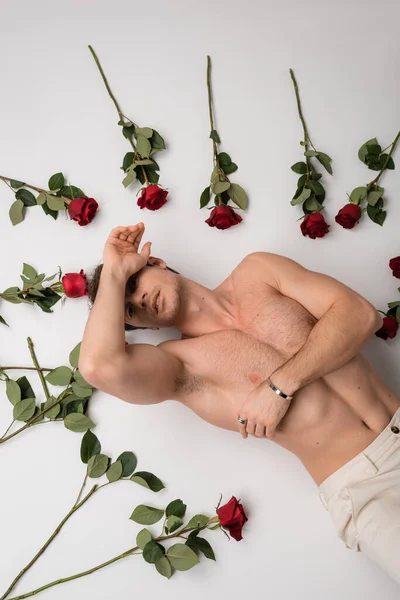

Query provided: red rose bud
[137,185,168,211]
[205,205,243,230]
[300,212,330,239]
[62,269,88,298]
[67,197,98,226]
[216,496,248,541]
[375,316,399,340]
[389,256,400,279]
[335,203,362,229]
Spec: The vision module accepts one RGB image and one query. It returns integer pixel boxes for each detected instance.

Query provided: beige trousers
[318,407,400,585]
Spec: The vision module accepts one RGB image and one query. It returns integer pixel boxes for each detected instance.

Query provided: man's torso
[159,257,400,485]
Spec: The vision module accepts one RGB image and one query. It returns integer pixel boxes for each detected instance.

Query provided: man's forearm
[79,266,127,369]
[264,299,379,396]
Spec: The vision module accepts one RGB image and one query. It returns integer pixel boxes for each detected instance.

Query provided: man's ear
[147,256,167,269]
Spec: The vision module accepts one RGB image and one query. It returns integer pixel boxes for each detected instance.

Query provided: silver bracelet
[266,378,294,401]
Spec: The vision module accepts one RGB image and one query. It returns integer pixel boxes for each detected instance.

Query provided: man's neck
[175,277,238,338]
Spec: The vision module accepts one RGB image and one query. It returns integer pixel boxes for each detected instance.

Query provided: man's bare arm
[244,252,383,396]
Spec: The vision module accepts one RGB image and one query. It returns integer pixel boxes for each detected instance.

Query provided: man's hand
[103,223,151,279]
[237,383,291,439]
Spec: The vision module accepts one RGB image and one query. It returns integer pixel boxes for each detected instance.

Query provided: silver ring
[237,416,247,425]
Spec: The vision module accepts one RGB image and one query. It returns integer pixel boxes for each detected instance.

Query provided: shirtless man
[79,223,400,585]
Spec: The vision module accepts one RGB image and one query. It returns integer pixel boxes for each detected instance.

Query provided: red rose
[137,185,168,211]
[216,496,248,541]
[205,205,243,230]
[389,256,400,279]
[335,203,362,229]
[67,197,98,226]
[375,316,398,340]
[300,212,330,239]
[62,270,88,298]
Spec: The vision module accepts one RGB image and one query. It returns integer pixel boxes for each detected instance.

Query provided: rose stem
[0,477,98,600]
[6,523,217,600]
[289,68,312,182]
[369,130,400,187]
[87,45,149,185]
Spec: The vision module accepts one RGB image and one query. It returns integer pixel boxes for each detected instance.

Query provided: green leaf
[69,342,81,369]
[0,315,9,327]
[117,451,137,477]
[365,143,381,156]
[80,430,101,463]
[42,395,60,419]
[36,193,47,206]
[134,159,154,166]
[304,196,322,212]
[45,366,72,386]
[41,202,58,220]
[218,152,232,166]
[221,162,238,175]
[48,173,65,191]
[87,453,109,478]
[143,540,165,564]
[22,263,37,281]
[64,413,95,433]
[13,398,36,422]
[349,186,367,203]
[144,167,160,184]
[227,183,248,210]
[166,499,187,518]
[308,180,325,199]
[130,471,165,492]
[122,124,136,138]
[316,152,333,175]
[186,535,216,560]
[10,180,25,189]
[367,189,384,206]
[209,130,221,143]
[136,135,151,159]
[136,528,152,550]
[122,164,137,188]
[290,187,311,206]
[186,514,210,528]
[358,138,377,162]
[106,460,123,482]
[46,194,65,211]
[135,127,153,139]
[291,162,307,174]
[150,129,166,150]
[130,504,165,525]
[6,379,22,406]
[73,370,92,390]
[200,186,211,208]
[71,381,93,398]
[59,186,85,200]
[16,376,35,400]
[9,199,25,225]
[155,556,172,579]
[167,544,199,571]
[121,152,135,172]
[165,515,183,533]
[15,189,36,206]
[212,180,230,195]
[304,150,319,157]
[380,154,395,170]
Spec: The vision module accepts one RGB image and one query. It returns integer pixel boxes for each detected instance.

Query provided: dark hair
[86,261,180,331]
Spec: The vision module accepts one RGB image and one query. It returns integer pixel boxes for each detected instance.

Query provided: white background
[1,0,400,598]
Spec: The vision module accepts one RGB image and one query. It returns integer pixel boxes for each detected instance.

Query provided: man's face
[124,263,181,329]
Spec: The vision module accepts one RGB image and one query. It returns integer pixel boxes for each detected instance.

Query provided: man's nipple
[249,372,264,386]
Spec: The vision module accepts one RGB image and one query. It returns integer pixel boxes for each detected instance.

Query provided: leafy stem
[289,68,313,182]
[27,337,51,402]
[0,477,98,600]
[370,130,400,186]
[6,520,218,600]
[0,367,52,372]
[87,46,149,186]
[206,55,220,171]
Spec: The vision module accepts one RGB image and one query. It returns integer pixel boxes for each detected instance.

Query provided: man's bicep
[246,251,379,321]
